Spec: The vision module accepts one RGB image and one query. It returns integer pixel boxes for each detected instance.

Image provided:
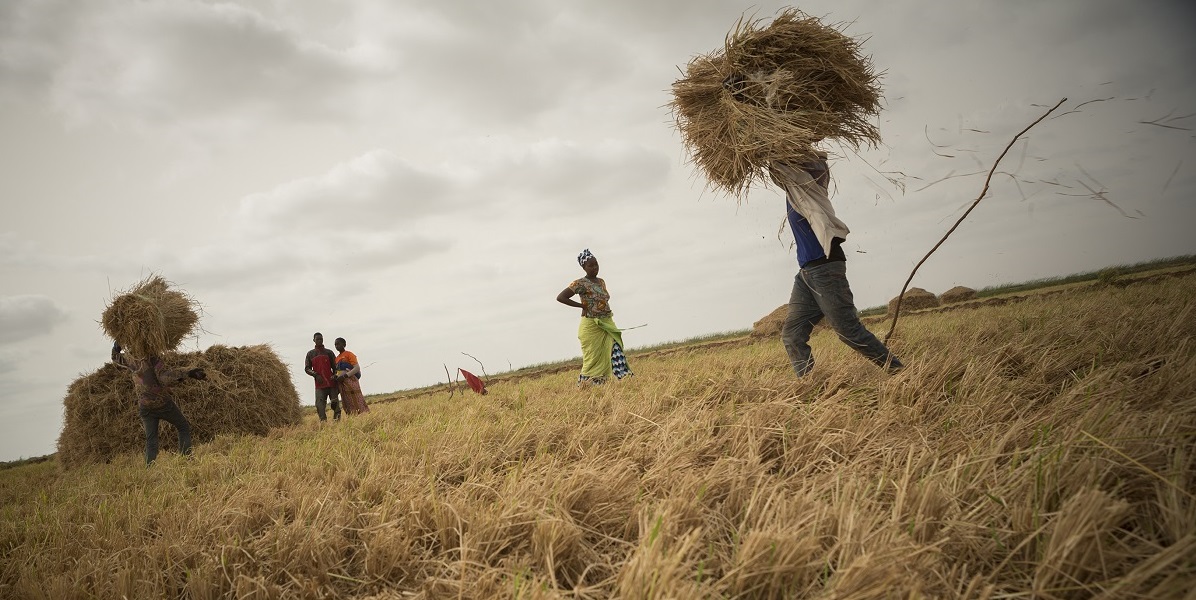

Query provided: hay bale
[671,9,882,198]
[57,344,303,468]
[753,304,831,337]
[887,287,940,316]
[940,286,977,304]
[752,304,789,337]
[101,276,199,359]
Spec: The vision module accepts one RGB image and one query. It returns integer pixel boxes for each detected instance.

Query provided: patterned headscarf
[577,248,595,266]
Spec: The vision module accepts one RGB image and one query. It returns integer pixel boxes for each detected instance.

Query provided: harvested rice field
[2,271,1194,599]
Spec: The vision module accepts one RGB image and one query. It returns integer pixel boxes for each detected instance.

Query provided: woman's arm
[557,287,584,310]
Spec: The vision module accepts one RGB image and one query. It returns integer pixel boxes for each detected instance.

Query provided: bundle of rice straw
[57,344,303,468]
[671,8,883,198]
[100,275,199,358]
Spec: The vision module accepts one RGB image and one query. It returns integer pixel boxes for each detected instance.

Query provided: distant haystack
[671,8,883,198]
[940,286,977,304]
[753,304,830,337]
[887,288,940,316]
[752,304,789,337]
[57,344,302,468]
[101,276,199,359]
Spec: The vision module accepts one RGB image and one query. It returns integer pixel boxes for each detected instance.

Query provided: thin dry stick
[443,364,454,399]
[884,98,1067,344]
[462,351,489,381]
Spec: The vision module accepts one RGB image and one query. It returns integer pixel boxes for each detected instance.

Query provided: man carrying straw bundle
[769,156,903,376]
[102,276,207,464]
[671,9,902,377]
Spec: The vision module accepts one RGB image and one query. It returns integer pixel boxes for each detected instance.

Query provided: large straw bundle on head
[671,8,883,198]
[101,275,199,358]
[57,344,303,468]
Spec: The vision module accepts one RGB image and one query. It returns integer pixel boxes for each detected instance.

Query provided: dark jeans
[315,386,341,421]
[139,401,192,464]
[781,261,902,376]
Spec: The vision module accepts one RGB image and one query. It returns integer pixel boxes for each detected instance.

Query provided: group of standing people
[304,332,370,422]
[110,331,374,465]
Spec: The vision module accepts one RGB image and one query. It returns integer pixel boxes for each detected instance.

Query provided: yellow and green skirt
[577,316,633,385]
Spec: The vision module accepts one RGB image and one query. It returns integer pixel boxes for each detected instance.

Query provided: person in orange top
[333,337,370,415]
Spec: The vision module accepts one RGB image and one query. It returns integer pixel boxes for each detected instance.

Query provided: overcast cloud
[2,0,1194,461]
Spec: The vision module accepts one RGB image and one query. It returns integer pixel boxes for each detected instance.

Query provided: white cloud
[1,0,374,137]
[0,295,68,345]
[239,150,461,233]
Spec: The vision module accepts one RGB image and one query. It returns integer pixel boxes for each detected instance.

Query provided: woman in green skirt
[556,249,633,385]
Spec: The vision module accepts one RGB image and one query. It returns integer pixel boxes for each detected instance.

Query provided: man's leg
[781,270,824,376]
[140,407,160,465]
[315,388,328,421]
[161,402,193,457]
[804,261,902,371]
[330,390,341,421]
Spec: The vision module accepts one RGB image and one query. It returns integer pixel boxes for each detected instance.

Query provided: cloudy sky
[2,0,1193,461]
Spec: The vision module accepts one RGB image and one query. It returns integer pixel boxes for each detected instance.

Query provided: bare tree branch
[884,98,1067,345]
[462,352,489,381]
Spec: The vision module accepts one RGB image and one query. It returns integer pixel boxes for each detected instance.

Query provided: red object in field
[459,368,487,395]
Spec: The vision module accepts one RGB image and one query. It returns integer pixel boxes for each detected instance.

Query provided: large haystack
[57,344,302,468]
[887,287,940,316]
[101,275,199,359]
[671,8,882,198]
[940,286,977,304]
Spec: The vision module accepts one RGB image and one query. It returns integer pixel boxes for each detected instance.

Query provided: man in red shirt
[304,332,340,421]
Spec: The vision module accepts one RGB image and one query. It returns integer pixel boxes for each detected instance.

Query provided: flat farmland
[2,270,1193,599]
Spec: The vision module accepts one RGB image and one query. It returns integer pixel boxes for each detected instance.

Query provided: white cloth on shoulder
[769,161,851,258]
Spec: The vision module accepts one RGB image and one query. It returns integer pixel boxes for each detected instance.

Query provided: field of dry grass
[2,273,1194,599]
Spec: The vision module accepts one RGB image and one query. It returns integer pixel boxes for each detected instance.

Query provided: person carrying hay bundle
[111,342,206,465]
[671,9,902,377]
[305,332,341,422]
[770,156,903,376]
[556,249,634,386]
[333,337,370,415]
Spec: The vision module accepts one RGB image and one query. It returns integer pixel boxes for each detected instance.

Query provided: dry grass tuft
[670,8,883,198]
[100,275,199,359]
[56,344,303,467]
